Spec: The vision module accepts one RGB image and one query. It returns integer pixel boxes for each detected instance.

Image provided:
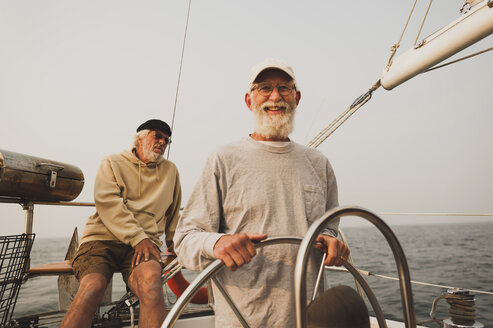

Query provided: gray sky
[1,1,492,238]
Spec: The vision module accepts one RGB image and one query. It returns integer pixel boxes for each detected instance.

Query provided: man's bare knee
[60,273,109,328]
[129,262,163,305]
[78,273,108,303]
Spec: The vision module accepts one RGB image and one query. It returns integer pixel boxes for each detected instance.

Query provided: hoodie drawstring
[138,161,142,196]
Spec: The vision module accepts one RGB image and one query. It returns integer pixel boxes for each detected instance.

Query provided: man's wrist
[205,233,226,258]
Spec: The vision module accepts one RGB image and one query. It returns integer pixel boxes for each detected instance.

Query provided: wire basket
[0,234,35,326]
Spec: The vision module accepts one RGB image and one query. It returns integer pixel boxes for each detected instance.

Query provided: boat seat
[28,254,175,277]
[28,260,74,276]
[28,259,115,310]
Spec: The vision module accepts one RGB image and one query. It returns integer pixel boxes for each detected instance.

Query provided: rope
[386,0,419,69]
[306,80,380,149]
[429,291,479,326]
[414,0,434,47]
[424,46,493,73]
[167,0,192,160]
[161,258,183,282]
[460,0,484,13]
[129,305,135,328]
[446,293,477,324]
[161,258,183,304]
[164,284,175,304]
[326,266,493,295]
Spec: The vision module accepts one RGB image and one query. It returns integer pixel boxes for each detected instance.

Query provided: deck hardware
[49,171,57,188]
[430,288,484,328]
[36,163,64,188]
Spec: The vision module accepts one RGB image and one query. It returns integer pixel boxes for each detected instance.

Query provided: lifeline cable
[326,266,493,296]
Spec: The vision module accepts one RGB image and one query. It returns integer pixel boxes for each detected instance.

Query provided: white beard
[251,99,296,139]
[141,138,163,162]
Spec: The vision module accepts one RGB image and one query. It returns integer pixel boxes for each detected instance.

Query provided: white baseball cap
[247,58,298,91]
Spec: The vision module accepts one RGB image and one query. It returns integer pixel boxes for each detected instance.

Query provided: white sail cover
[381,0,493,90]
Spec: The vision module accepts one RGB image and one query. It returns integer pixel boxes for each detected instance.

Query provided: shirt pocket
[303,185,326,223]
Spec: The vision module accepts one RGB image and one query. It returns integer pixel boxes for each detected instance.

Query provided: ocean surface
[10,221,493,327]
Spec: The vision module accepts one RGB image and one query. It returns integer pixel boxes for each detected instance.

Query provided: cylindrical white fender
[381,0,493,90]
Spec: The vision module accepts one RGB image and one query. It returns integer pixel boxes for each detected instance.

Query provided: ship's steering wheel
[162,207,416,328]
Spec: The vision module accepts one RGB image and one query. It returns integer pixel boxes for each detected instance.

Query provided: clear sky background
[1,1,492,239]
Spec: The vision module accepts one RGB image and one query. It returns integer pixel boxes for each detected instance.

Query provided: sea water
[11,221,493,327]
[330,221,493,327]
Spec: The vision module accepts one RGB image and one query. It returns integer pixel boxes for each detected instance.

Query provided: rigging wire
[423,46,493,72]
[306,80,381,149]
[386,0,419,69]
[167,0,192,160]
[303,97,328,142]
[414,0,434,47]
[307,0,492,149]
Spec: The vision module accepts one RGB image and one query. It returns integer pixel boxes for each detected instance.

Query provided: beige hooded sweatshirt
[80,149,181,252]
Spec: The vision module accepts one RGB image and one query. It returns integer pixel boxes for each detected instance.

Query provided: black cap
[137,119,172,136]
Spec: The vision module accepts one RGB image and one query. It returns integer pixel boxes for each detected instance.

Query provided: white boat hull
[168,314,427,328]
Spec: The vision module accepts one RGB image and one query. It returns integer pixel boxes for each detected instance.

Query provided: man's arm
[174,153,230,271]
[94,158,148,247]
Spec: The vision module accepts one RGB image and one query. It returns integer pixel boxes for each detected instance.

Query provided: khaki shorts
[72,240,160,284]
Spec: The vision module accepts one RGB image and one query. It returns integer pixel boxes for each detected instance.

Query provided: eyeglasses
[251,82,295,97]
[152,132,172,144]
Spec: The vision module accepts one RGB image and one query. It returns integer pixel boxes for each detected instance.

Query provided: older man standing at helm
[174,59,351,327]
[61,119,181,328]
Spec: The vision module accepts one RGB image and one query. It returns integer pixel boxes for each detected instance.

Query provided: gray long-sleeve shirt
[174,136,339,327]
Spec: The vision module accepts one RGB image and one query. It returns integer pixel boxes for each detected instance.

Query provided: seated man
[60,119,181,328]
